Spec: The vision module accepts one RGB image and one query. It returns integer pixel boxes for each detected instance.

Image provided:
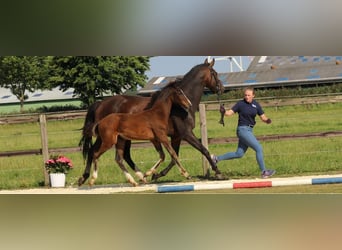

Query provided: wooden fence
[1,94,342,185]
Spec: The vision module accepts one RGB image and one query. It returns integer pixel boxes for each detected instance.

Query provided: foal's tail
[79,102,101,161]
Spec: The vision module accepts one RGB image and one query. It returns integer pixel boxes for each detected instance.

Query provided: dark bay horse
[89,84,192,186]
[79,58,224,186]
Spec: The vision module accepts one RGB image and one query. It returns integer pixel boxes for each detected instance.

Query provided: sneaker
[261,169,276,178]
[211,154,218,164]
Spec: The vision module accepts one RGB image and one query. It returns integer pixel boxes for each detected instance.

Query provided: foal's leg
[151,136,180,181]
[88,137,106,186]
[114,148,139,187]
[88,129,120,186]
[78,143,95,186]
[78,137,101,186]
[144,140,165,178]
[115,139,142,186]
[118,137,145,182]
[160,137,191,179]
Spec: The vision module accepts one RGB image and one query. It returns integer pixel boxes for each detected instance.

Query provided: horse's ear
[209,58,215,68]
[204,58,215,67]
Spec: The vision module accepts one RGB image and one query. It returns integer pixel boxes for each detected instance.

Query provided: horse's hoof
[78,177,84,186]
[186,175,192,180]
[140,177,148,184]
[204,172,210,179]
[215,173,225,180]
[151,173,160,182]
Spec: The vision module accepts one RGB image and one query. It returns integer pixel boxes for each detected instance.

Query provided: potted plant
[45,154,73,187]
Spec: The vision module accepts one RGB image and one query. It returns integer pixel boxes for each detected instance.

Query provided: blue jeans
[217,126,266,171]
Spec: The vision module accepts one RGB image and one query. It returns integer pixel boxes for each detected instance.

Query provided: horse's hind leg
[115,148,139,187]
[78,145,94,186]
[144,140,165,178]
[78,137,102,186]
[118,137,145,183]
[88,138,111,186]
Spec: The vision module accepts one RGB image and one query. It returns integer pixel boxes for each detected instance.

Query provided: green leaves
[49,56,150,107]
[0,56,150,110]
[0,56,50,112]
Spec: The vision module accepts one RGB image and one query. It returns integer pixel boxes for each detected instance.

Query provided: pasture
[0,102,341,191]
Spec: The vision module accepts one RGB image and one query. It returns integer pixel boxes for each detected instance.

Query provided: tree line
[0,56,150,112]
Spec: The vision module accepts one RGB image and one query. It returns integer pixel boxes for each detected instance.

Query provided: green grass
[0,102,341,190]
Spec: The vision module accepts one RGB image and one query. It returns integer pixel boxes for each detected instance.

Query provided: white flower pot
[49,173,66,188]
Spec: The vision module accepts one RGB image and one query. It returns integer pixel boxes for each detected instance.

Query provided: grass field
[0,102,341,191]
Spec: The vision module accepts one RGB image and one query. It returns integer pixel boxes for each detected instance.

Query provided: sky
[145,56,252,81]
[0,56,253,103]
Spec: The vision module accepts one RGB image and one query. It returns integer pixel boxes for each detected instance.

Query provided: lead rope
[213,71,225,127]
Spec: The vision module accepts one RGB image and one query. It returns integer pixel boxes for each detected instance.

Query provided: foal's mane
[145,78,182,109]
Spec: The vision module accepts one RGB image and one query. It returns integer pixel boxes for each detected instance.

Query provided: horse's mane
[144,61,208,110]
[144,78,182,109]
[182,63,206,80]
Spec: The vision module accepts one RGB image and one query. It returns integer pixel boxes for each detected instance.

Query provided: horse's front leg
[144,140,165,178]
[183,132,224,180]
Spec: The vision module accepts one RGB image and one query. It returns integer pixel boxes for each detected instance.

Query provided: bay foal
[89,84,192,186]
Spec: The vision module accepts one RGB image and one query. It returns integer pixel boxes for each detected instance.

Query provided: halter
[209,68,222,101]
[209,67,225,126]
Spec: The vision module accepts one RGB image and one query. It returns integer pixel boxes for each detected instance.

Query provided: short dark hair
[243,87,255,94]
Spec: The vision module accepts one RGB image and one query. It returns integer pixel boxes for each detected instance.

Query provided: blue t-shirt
[231,99,264,127]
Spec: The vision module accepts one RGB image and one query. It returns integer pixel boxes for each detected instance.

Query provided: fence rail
[0,111,86,124]
[204,94,342,110]
[1,94,342,185]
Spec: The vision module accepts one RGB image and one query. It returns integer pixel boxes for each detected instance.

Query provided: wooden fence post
[39,114,50,186]
[199,104,210,177]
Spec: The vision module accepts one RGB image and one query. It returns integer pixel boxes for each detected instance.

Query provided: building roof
[0,87,75,104]
[139,56,342,95]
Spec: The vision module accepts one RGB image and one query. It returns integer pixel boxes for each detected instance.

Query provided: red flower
[45,155,74,174]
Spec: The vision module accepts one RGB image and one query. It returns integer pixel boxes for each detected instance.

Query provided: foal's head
[148,83,192,111]
[170,86,192,111]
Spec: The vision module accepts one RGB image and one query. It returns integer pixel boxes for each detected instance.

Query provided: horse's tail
[91,121,100,137]
[79,102,101,161]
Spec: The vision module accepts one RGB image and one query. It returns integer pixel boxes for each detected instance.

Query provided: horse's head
[171,86,192,111]
[202,58,224,95]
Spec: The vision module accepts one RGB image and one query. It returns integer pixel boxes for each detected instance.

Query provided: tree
[0,56,50,112]
[49,56,150,107]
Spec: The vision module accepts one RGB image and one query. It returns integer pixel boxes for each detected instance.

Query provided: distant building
[0,87,76,104]
[138,56,342,96]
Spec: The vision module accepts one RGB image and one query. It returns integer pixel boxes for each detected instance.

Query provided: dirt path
[1,173,341,194]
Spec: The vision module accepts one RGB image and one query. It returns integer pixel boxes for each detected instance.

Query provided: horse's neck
[180,79,204,109]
